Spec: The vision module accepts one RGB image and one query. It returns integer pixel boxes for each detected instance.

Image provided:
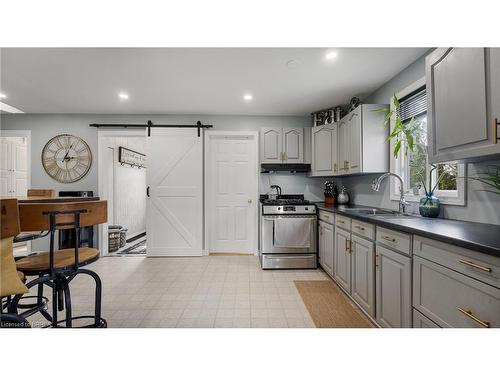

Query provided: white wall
[0,114,316,249]
[344,52,500,225]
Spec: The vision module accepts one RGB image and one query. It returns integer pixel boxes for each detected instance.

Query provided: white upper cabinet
[426,48,500,163]
[347,109,362,174]
[322,104,389,176]
[337,118,349,174]
[260,127,304,164]
[283,128,304,163]
[311,124,338,176]
[260,128,283,163]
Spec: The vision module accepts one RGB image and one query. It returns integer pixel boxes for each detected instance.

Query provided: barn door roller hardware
[89,120,213,137]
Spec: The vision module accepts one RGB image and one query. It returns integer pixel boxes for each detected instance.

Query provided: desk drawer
[318,209,334,224]
[413,235,500,289]
[376,227,411,256]
[335,215,351,231]
[351,219,374,240]
[413,256,500,328]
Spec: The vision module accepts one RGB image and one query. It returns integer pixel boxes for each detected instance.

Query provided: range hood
[260,163,311,173]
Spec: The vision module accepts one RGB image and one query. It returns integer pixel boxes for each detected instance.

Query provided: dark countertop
[315,202,500,258]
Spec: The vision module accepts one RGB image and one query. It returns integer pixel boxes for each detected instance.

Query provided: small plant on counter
[468,165,500,195]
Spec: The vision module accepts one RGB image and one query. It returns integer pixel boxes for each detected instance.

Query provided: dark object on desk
[58,191,94,249]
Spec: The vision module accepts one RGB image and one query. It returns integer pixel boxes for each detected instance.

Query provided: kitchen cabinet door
[260,127,283,163]
[282,128,304,163]
[426,48,500,163]
[334,227,351,293]
[337,119,348,175]
[375,245,412,328]
[351,234,375,318]
[319,220,334,276]
[311,124,338,176]
[347,107,362,174]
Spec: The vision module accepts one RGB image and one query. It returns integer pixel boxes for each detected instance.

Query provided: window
[390,77,466,205]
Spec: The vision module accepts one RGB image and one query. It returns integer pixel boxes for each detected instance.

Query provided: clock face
[42,134,92,183]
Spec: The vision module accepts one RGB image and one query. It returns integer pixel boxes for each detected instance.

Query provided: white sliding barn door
[206,133,258,254]
[146,128,203,256]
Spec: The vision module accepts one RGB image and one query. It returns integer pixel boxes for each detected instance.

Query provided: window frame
[389,77,467,206]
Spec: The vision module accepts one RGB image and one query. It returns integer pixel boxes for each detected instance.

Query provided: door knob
[248,199,253,204]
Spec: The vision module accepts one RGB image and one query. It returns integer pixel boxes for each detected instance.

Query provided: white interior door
[207,133,257,254]
[12,139,28,196]
[147,128,203,256]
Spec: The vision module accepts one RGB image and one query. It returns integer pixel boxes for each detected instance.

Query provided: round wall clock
[42,134,92,183]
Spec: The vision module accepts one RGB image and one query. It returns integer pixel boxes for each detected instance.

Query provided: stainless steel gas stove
[259,194,317,269]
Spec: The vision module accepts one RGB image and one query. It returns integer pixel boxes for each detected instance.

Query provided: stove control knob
[305,207,308,210]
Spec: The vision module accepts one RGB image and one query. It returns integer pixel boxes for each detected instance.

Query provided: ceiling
[0,48,427,115]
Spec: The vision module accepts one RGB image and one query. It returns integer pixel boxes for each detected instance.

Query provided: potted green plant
[377,95,450,217]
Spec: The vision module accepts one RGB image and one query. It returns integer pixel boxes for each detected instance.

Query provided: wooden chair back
[18,200,108,232]
[27,189,55,198]
[1,198,20,239]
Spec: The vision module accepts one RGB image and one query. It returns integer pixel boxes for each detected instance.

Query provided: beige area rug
[294,280,375,328]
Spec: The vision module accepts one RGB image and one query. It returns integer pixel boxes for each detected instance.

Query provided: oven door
[261,215,317,254]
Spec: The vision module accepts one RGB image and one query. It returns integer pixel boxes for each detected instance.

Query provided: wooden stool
[10,200,108,328]
[1,198,38,328]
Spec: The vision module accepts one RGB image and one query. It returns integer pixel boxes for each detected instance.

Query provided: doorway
[0,130,31,255]
[98,130,147,256]
[205,131,258,255]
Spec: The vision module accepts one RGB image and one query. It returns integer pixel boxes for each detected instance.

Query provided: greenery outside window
[390,77,466,205]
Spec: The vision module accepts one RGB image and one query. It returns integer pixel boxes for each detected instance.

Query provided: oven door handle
[265,254,316,260]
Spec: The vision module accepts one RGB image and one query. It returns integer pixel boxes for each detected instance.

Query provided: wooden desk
[1,196,100,204]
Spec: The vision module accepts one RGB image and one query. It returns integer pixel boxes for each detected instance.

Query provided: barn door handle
[147,186,150,197]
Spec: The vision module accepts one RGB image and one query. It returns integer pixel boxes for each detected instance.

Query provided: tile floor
[24,255,330,328]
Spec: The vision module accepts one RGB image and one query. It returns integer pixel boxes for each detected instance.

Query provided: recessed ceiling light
[325,51,338,61]
[243,94,253,101]
[0,92,6,99]
[118,92,129,100]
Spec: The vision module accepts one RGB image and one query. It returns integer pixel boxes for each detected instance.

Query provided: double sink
[339,207,417,219]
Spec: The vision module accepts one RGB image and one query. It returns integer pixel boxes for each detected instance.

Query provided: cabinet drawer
[376,227,411,256]
[351,219,374,240]
[413,256,500,328]
[335,214,351,231]
[318,209,334,224]
[413,309,440,328]
[414,235,500,288]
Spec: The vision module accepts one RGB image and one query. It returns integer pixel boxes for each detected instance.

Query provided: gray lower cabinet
[351,234,375,318]
[426,47,500,163]
[413,309,440,328]
[318,220,334,276]
[375,245,412,328]
[334,227,351,293]
[413,256,500,328]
